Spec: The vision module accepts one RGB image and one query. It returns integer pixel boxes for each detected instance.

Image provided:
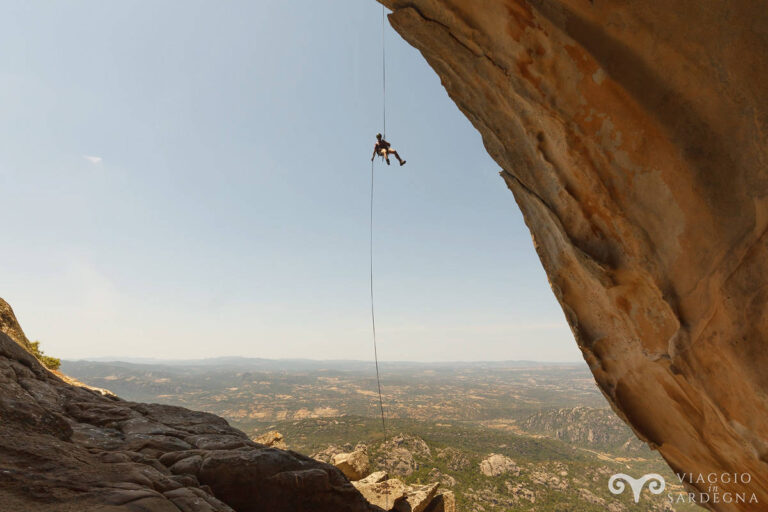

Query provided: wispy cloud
[83,155,103,165]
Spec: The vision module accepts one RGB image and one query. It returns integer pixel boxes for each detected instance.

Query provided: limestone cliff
[379,1,768,509]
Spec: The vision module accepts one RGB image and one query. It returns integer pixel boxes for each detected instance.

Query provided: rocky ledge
[0,298,385,512]
[0,329,378,511]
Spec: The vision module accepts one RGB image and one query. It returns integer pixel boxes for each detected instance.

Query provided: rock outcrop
[380,0,768,508]
[0,325,377,511]
[393,482,439,512]
[316,438,456,512]
[375,434,431,477]
[435,447,469,472]
[352,473,444,512]
[520,406,647,451]
[427,468,456,488]
[479,454,520,477]
[0,297,34,351]
[353,474,408,510]
[0,297,113,396]
[333,448,372,481]
[423,491,456,512]
[252,429,287,449]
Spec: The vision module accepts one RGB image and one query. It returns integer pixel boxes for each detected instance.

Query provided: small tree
[29,340,61,370]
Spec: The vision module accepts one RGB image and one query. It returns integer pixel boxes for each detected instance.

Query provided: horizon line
[63,355,586,365]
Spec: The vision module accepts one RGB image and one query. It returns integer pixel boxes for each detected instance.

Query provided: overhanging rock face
[379,0,768,508]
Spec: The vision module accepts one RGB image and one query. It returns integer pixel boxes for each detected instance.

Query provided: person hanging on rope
[371,133,406,166]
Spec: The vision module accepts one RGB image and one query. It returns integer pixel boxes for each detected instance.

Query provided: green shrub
[29,340,61,370]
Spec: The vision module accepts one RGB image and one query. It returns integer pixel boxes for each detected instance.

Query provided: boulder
[253,429,287,449]
[427,468,456,488]
[479,454,519,477]
[169,455,204,476]
[332,449,371,481]
[311,444,347,464]
[393,483,439,512]
[353,477,408,509]
[423,491,456,512]
[358,470,389,485]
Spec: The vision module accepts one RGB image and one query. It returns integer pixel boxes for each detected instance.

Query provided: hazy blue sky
[0,1,580,362]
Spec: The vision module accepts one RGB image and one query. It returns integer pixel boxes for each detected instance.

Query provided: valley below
[63,358,699,511]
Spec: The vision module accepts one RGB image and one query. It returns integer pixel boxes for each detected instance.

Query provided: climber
[371,133,406,166]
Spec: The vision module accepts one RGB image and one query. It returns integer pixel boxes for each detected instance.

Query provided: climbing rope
[370,159,387,440]
[381,3,387,138]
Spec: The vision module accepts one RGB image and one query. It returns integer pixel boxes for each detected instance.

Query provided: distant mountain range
[65,356,584,370]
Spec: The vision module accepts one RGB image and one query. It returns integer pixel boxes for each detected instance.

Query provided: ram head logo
[608,473,666,503]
